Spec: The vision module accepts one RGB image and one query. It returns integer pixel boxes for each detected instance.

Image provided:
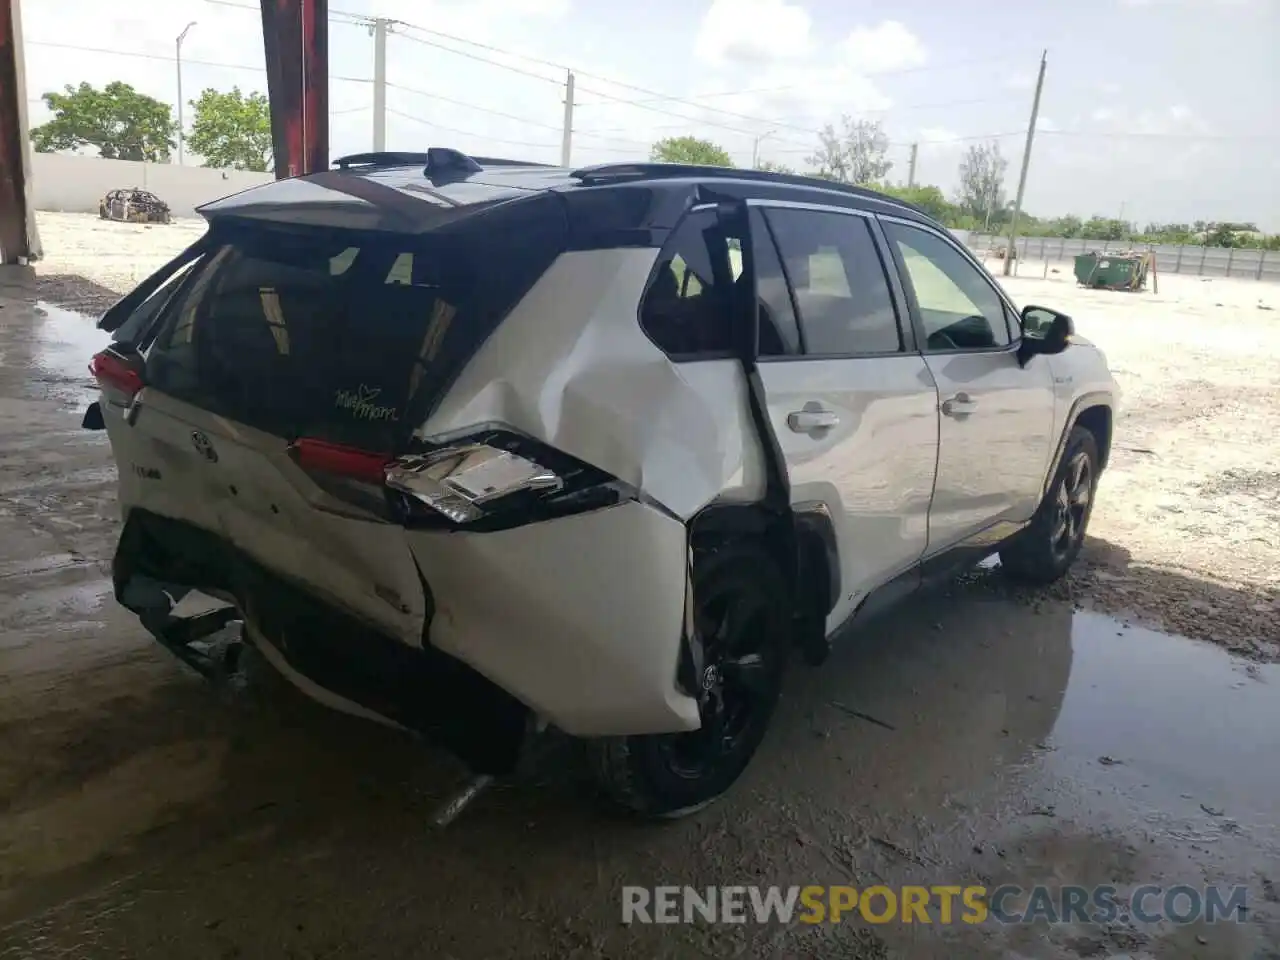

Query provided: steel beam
[260,0,329,180]
[0,0,40,262]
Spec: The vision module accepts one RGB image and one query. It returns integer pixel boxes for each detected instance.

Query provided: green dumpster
[1073,251,1149,290]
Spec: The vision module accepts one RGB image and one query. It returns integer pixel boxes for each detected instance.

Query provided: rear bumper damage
[113,501,700,774]
[113,510,530,775]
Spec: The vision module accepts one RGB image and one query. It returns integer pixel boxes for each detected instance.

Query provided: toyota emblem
[191,431,218,463]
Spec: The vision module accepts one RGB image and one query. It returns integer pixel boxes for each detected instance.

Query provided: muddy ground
[0,213,1277,958]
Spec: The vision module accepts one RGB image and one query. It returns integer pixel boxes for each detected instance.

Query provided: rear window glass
[145,200,565,448]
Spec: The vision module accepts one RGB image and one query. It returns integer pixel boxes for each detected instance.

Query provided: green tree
[756,159,796,174]
[31,81,175,161]
[877,183,955,223]
[650,136,734,167]
[955,141,1008,226]
[806,117,892,184]
[188,87,272,171]
[1080,217,1130,241]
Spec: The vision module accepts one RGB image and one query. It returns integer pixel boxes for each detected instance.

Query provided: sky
[19,0,1280,229]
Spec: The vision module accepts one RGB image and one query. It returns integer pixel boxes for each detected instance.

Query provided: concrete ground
[1,214,1278,958]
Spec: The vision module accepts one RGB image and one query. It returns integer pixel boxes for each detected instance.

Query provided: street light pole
[175,21,197,165]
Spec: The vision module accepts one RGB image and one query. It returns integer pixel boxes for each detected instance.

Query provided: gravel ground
[32,211,1280,661]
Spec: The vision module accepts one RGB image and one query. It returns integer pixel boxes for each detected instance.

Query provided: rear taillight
[290,438,391,484]
[89,348,145,398]
[288,428,625,531]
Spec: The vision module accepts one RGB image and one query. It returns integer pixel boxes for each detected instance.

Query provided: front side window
[763,208,902,356]
[883,221,1011,351]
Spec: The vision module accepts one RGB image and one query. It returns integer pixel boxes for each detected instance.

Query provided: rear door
[749,202,940,629]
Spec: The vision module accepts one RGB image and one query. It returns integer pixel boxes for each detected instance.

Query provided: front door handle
[787,403,839,435]
[941,393,977,418]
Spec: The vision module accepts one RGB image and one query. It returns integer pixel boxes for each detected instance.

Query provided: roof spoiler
[334,149,558,174]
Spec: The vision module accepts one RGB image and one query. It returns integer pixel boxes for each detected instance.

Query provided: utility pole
[907,142,918,188]
[751,129,776,168]
[560,70,575,166]
[372,18,389,151]
[1003,49,1047,277]
[175,21,197,165]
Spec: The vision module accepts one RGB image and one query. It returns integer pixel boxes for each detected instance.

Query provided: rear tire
[591,541,790,818]
[1000,425,1099,585]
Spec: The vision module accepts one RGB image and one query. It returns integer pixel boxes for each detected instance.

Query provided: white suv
[85,150,1118,818]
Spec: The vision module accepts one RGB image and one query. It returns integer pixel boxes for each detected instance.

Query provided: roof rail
[567,162,926,217]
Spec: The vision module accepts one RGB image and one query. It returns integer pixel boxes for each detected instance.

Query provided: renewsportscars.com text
[622,884,1249,926]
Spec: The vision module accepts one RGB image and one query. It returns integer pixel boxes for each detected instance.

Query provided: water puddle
[32,301,110,384]
[1040,610,1280,828]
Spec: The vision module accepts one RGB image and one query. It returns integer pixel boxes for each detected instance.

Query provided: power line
[575,96,1011,137]
[385,107,638,156]
[203,0,371,26]
[386,81,562,131]
[767,130,1026,155]
[573,84,813,147]
[393,21,569,75]
[575,58,1027,108]
[24,39,373,84]
[384,106,559,149]
[1039,129,1277,142]
[392,32,563,87]
[386,81,650,149]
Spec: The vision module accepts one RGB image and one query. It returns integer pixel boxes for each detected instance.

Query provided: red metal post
[0,0,40,262]
[260,0,329,180]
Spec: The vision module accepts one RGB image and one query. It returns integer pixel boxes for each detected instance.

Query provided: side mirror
[1017,305,1073,366]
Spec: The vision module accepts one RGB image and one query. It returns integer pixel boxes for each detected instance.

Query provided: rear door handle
[787,405,839,435]
[941,393,977,418]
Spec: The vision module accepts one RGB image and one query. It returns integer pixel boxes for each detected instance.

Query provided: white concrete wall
[31,153,273,220]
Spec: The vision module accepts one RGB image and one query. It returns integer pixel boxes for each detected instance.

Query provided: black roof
[199,149,933,233]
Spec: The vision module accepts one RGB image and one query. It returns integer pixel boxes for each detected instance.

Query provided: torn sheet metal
[419,248,767,520]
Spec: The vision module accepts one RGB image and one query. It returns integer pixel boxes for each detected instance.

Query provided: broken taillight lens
[288,428,624,531]
[89,348,145,399]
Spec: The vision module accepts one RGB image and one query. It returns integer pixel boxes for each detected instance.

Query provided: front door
[749,204,940,629]
[880,218,1055,553]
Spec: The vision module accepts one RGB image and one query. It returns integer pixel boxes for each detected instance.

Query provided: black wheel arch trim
[793,501,840,617]
[1043,392,1113,495]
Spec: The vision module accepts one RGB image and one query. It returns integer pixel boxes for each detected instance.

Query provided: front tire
[1000,425,1099,584]
[592,541,790,818]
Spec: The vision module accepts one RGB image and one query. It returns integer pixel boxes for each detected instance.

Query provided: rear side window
[146,197,566,448]
[640,210,738,357]
[764,208,902,356]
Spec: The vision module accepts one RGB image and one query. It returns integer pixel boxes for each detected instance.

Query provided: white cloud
[842,21,927,74]
[694,0,812,66]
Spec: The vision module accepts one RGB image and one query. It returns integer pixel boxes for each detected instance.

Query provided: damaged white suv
[86,150,1118,818]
